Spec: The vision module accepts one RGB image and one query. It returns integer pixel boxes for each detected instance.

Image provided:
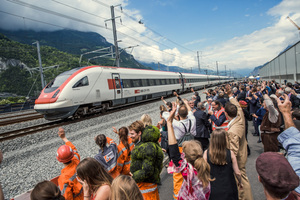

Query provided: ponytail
[194,157,214,188]
[95,134,107,154]
[119,127,130,155]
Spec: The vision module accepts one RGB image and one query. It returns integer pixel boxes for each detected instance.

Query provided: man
[205,98,213,114]
[208,100,229,131]
[189,98,196,112]
[247,87,260,136]
[129,120,163,200]
[237,85,246,101]
[56,127,83,200]
[256,152,299,200]
[260,94,281,152]
[194,102,211,150]
[216,91,227,107]
[191,88,201,107]
[245,86,251,98]
[224,86,253,200]
[165,99,196,199]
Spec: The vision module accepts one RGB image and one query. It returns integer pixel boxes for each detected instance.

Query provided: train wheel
[101,103,109,114]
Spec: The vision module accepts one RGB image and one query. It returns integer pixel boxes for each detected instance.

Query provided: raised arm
[277,94,295,129]
[167,103,182,167]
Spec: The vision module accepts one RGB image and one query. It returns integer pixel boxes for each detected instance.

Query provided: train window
[166,79,170,84]
[149,79,155,86]
[155,79,161,85]
[161,79,166,85]
[132,79,141,87]
[122,79,131,88]
[115,77,121,89]
[73,76,89,88]
[141,79,149,87]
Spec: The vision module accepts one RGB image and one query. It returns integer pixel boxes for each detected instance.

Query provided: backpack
[94,144,118,173]
[177,119,194,147]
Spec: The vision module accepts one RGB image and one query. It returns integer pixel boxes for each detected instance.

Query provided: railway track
[0,96,164,142]
[0,111,37,120]
[0,113,43,126]
[0,120,65,142]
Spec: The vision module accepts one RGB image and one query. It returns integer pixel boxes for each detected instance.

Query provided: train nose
[34,105,79,120]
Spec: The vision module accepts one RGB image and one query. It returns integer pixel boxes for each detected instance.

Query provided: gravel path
[0,90,207,200]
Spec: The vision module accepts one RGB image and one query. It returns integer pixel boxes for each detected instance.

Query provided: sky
[0,0,300,75]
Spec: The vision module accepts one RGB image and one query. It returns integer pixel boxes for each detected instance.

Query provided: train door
[179,73,185,92]
[112,73,122,99]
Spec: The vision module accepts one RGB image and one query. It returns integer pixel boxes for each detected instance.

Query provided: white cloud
[0,0,300,73]
[212,6,218,11]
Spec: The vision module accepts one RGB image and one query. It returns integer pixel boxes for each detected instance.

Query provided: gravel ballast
[0,91,208,200]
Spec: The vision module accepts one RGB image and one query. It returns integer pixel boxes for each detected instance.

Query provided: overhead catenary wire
[3,0,217,71]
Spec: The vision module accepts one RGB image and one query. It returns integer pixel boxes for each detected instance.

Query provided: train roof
[75,65,229,78]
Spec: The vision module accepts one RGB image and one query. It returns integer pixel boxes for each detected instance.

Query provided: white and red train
[34,65,232,120]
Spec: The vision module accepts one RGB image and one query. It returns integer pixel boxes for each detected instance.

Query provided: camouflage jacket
[130,125,164,184]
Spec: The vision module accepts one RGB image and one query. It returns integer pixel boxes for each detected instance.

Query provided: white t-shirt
[171,111,196,140]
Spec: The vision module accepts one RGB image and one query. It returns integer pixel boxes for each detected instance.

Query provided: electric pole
[225,65,227,76]
[33,41,45,89]
[105,5,121,67]
[197,51,201,74]
[216,61,219,76]
[158,62,160,70]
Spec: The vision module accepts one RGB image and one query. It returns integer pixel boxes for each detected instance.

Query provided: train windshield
[44,67,84,93]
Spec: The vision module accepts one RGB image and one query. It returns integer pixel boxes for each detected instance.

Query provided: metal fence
[259,40,300,84]
[0,102,35,113]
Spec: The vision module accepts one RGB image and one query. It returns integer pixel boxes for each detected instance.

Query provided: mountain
[139,61,216,75]
[0,29,146,69]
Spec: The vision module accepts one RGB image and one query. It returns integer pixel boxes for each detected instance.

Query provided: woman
[110,175,143,200]
[112,126,134,176]
[76,157,113,200]
[31,180,65,200]
[203,129,242,200]
[94,134,118,178]
[141,114,152,127]
[167,103,212,199]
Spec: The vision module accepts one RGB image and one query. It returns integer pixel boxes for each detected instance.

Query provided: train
[34,65,233,120]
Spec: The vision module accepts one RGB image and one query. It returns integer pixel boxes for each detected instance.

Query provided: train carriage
[34,65,231,120]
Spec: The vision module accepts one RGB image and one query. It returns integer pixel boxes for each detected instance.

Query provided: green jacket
[130,125,164,184]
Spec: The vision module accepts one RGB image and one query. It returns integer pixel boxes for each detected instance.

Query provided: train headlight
[52,89,60,98]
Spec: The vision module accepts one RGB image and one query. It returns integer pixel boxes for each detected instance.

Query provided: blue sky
[0,0,300,75]
[126,0,281,48]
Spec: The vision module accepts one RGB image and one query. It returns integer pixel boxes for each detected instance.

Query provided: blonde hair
[110,175,143,200]
[208,129,228,165]
[159,105,167,111]
[182,140,214,188]
[140,114,152,127]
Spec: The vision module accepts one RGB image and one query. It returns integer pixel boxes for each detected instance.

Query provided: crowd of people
[2,80,300,200]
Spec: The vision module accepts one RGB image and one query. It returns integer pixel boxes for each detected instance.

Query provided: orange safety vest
[111,137,134,177]
[58,141,83,200]
[212,107,229,131]
[137,182,160,200]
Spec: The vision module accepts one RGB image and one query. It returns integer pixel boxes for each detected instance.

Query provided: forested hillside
[0,29,148,97]
[0,33,81,96]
